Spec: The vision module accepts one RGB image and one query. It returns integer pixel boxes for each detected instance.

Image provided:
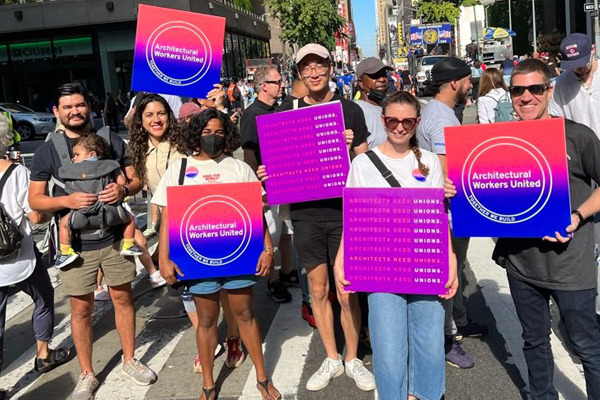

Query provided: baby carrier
[51,129,129,240]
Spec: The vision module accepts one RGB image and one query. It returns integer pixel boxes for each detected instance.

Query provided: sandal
[256,378,281,400]
[199,386,216,400]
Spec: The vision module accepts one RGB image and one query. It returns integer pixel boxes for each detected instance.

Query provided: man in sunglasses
[355,57,393,149]
[240,66,295,305]
[549,33,600,318]
[417,56,488,370]
[496,58,600,399]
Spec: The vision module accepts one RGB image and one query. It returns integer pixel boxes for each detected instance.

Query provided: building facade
[0,0,270,107]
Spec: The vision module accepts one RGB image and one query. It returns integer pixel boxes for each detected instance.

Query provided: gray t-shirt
[356,100,387,149]
[417,99,460,155]
[494,119,600,291]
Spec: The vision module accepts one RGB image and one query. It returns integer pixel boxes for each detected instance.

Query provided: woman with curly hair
[152,109,281,400]
[128,97,243,375]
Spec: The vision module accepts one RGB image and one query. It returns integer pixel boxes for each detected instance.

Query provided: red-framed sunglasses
[383,116,419,131]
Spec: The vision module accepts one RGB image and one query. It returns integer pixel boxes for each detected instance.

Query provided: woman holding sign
[152,109,281,400]
[334,91,458,400]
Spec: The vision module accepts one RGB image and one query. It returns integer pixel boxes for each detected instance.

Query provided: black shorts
[292,220,342,271]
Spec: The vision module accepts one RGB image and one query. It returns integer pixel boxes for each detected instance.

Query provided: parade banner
[257,101,350,205]
[445,118,571,237]
[167,182,263,280]
[131,4,225,98]
[344,188,449,295]
[409,24,453,46]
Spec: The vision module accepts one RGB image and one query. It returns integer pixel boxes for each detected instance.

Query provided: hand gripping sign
[132,4,225,98]
[167,182,264,280]
[445,118,571,237]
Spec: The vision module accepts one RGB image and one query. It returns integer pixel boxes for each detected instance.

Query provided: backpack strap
[178,158,188,186]
[365,150,402,188]
[97,126,112,148]
[50,130,72,169]
[0,164,18,196]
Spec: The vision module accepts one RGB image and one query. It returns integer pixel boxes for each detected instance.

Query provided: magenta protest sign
[344,187,449,295]
[256,101,350,205]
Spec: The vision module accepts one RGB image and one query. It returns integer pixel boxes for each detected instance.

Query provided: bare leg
[336,290,361,361]
[307,264,338,360]
[123,216,136,239]
[96,270,104,291]
[227,287,281,400]
[220,290,239,338]
[134,229,157,275]
[193,293,221,389]
[70,293,95,373]
[58,215,71,248]
[108,283,135,361]
[36,340,49,359]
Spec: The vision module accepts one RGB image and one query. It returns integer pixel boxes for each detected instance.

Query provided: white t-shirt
[152,155,260,207]
[355,100,387,149]
[477,88,510,124]
[0,164,36,286]
[417,99,460,155]
[347,147,444,189]
[549,64,600,139]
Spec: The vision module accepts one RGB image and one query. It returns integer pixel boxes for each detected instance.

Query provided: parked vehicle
[0,103,55,140]
[481,38,513,65]
[414,55,448,96]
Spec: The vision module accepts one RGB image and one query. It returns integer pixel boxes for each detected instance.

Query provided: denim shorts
[187,274,258,295]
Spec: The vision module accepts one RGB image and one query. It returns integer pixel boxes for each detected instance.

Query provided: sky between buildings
[353,0,377,58]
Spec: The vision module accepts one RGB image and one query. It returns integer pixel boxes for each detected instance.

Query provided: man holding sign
[259,44,374,392]
[457,59,600,399]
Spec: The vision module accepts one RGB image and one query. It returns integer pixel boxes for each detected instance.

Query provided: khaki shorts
[59,241,136,296]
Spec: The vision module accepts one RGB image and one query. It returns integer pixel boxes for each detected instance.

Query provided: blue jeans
[369,293,445,400]
[508,273,600,400]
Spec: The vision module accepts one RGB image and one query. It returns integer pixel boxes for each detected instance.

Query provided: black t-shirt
[277,93,370,221]
[494,119,600,291]
[240,99,277,166]
[400,70,411,85]
[30,130,132,251]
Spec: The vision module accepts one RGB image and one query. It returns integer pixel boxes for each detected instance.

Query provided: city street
[0,235,588,400]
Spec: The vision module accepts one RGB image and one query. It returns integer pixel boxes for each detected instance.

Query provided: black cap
[430,57,471,85]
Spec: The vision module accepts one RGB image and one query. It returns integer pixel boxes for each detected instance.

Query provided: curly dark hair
[126,93,183,183]
[178,109,241,156]
[73,134,111,159]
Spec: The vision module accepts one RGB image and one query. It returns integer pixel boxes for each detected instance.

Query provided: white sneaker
[345,358,376,391]
[94,285,111,301]
[149,271,167,289]
[306,355,344,391]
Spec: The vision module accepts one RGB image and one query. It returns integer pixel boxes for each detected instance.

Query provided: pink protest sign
[344,187,449,295]
[256,101,350,205]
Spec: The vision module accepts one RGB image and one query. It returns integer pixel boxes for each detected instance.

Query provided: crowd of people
[0,32,599,400]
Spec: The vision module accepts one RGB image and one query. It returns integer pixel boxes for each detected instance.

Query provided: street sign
[584,3,595,11]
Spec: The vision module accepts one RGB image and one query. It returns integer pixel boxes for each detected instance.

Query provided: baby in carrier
[55,134,142,268]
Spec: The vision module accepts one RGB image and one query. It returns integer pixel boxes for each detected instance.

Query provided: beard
[456,88,469,105]
[61,113,90,132]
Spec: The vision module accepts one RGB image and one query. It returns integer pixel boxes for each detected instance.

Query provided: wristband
[572,210,585,224]
[263,246,275,257]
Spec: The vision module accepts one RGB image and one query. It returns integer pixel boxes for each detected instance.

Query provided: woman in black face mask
[152,108,281,400]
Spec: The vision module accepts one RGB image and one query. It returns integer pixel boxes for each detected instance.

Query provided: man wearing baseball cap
[417,57,489,369]
[355,57,393,149]
[550,33,600,317]
[267,43,374,393]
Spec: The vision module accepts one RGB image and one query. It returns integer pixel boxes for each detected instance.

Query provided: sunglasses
[508,84,549,97]
[383,116,419,132]
[263,79,283,85]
